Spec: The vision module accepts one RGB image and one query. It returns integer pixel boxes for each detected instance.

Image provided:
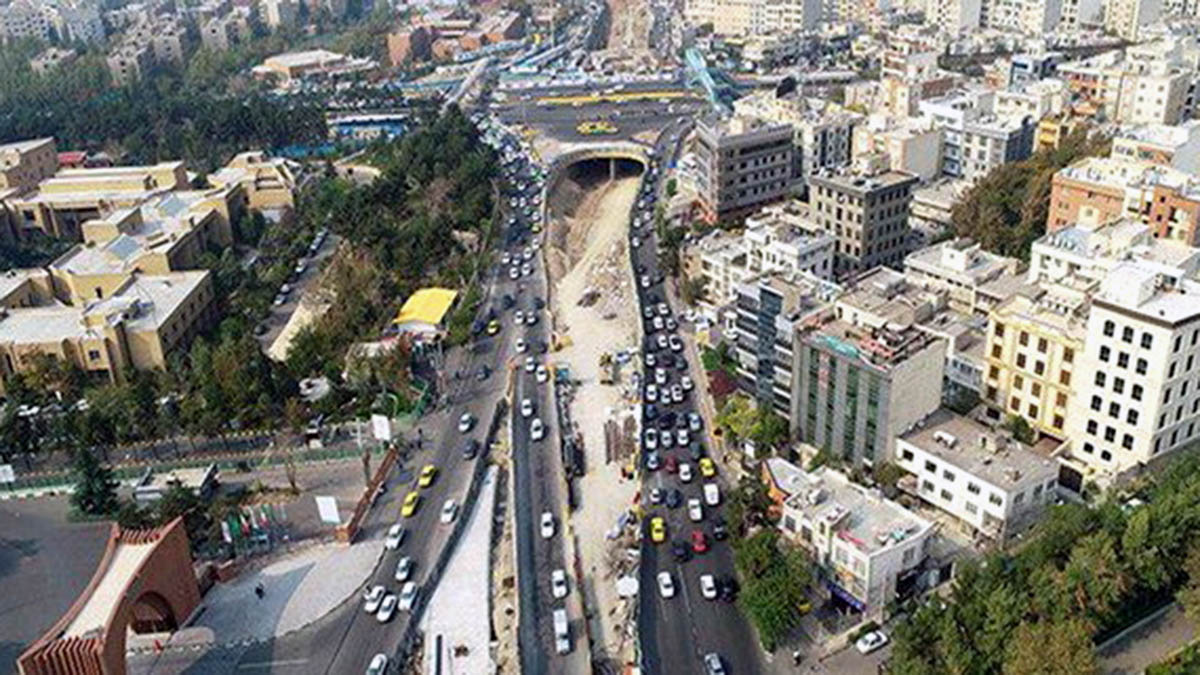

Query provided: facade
[684,0,821,36]
[106,43,153,86]
[1057,48,1192,125]
[807,168,918,276]
[252,49,378,84]
[981,0,1064,34]
[1063,263,1200,473]
[261,0,298,29]
[895,409,1060,544]
[1104,0,1161,40]
[733,93,862,187]
[853,115,943,182]
[732,272,841,417]
[1008,52,1063,87]
[693,114,795,222]
[0,0,50,42]
[1110,121,1200,173]
[927,0,983,32]
[1029,218,1200,285]
[0,137,58,191]
[983,282,1090,438]
[904,238,1026,317]
[208,151,299,211]
[29,47,76,75]
[778,465,934,618]
[918,90,1036,184]
[792,268,947,465]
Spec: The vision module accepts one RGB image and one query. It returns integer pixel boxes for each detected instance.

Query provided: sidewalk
[422,465,500,674]
[1098,603,1196,674]
[129,540,383,653]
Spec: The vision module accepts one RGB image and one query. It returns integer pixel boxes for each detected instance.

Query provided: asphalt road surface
[494,98,706,143]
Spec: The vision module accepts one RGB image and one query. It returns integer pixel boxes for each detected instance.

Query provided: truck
[553,609,571,654]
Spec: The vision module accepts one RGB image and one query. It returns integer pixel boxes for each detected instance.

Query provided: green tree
[1003,619,1098,675]
[1176,543,1200,622]
[750,408,789,453]
[1003,414,1036,445]
[70,449,118,516]
[716,394,756,443]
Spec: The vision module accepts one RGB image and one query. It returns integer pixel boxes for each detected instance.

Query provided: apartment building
[201,10,252,51]
[1057,48,1191,124]
[903,238,1027,317]
[208,151,299,212]
[0,0,50,42]
[733,272,841,417]
[981,0,1063,34]
[1104,0,1161,40]
[895,409,1059,545]
[124,17,192,65]
[106,43,153,86]
[994,79,1068,120]
[1063,263,1200,473]
[908,180,967,245]
[1110,121,1200,173]
[261,0,298,29]
[0,267,215,396]
[1047,157,1200,245]
[778,465,934,618]
[853,115,943,183]
[1060,0,1102,28]
[30,46,76,75]
[693,114,795,222]
[926,0,982,32]
[684,0,821,36]
[252,49,378,84]
[793,268,947,465]
[1030,217,1200,284]
[0,138,58,191]
[807,168,918,276]
[983,281,1090,437]
[918,90,1036,184]
[733,93,862,187]
[1008,52,1064,86]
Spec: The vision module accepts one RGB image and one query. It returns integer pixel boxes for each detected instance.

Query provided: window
[989,365,1000,379]
[940,489,953,502]
[1141,333,1153,349]
[1014,375,1024,389]
[1095,372,1106,387]
[1122,326,1134,343]
[1100,346,1111,362]
[943,470,956,482]
[1113,377,1125,394]
[1013,492,1025,505]
[1109,402,1121,418]
[1053,414,1064,429]
[1020,331,1029,346]
[1091,395,1102,411]
[992,344,1002,359]
[994,323,1005,337]
[1064,348,1075,363]
[967,482,981,494]
[1038,337,1048,353]
[1122,434,1134,450]
[1137,358,1148,375]
[1118,352,1130,368]
[1028,403,1039,418]
[1056,392,1068,407]
[1060,371,1071,386]
[87,350,101,361]
[1035,361,1045,376]
[1010,396,1020,410]
[989,493,1003,506]
[921,479,934,493]
[1133,384,1144,401]
[924,460,937,473]
[1031,383,1042,397]
[965,502,978,514]
[1105,426,1116,442]
[1083,442,1095,453]
[1128,409,1139,425]
[1103,320,1115,337]
[901,449,914,461]
[1017,354,1027,368]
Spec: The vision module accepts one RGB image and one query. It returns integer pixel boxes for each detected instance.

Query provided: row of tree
[889,448,1200,675]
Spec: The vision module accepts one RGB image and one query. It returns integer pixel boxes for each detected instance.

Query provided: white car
[677,429,689,446]
[523,247,534,261]
[631,236,641,248]
[670,386,684,404]
[458,413,474,433]
[656,335,668,351]
[687,498,704,522]
[535,364,549,383]
[703,482,721,507]
[540,511,556,539]
[657,571,676,598]
[399,581,418,610]
[660,431,673,449]
[440,499,458,524]
[551,569,569,599]
[655,367,667,385]
[644,428,658,450]
[645,384,658,403]
[363,585,386,613]
[525,355,538,373]
[501,252,512,265]
[681,375,693,391]
[509,267,520,280]
[699,574,717,600]
[515,310,526,324]
[531,417,545,441]
[855,630,889,655]
[521,398,534,418]
[679,463,693,483]
[367,654,388,675]
[394,556,414,582]
[384,524,405,550]
[640,274,651,288]
[525,311,538,325]
[688,412,702,431]
[516,338,527,353]
[669,335,683,352]
[521,262,532,277]
[376,593,397,623]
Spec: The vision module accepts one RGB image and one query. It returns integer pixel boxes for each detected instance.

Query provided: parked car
[399,582,418,611]
[541,511,556,539]
[376,593,397,623]
[699,574,717,600]
[855,631,889,655]
[657,571,676,598]
[552,569,569,598]
[394,556,414,583]
[363,585,386,613]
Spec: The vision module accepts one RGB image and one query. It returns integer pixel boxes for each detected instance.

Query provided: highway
[630,123,765,675]
[494,96,706,143]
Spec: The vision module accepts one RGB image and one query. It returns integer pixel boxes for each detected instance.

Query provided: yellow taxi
[486,319,501,336]
[649,516,667,543]
[699,457,717,478]
[401,491,421,517]
[418,464,437,488]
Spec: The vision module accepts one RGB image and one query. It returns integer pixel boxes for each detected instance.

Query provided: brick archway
[17,517,201,675]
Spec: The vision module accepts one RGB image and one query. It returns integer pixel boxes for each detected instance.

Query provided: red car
[665,455,678,473]
[691,530,709,554]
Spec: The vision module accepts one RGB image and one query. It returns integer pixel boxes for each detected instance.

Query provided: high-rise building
[807,168,918,276]
[693,114,795,222]
[1104,0,1161,40]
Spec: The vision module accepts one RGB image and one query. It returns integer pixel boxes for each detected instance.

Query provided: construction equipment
[576,120,619,135]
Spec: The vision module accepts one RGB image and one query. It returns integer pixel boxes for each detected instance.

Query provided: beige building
[853,115,943,182]
[0,138,58,191]
[208,151,299,211]
[106,43,154,86]
[903,238,1027,317]
[808,167,918,276]
[29,47,77,75]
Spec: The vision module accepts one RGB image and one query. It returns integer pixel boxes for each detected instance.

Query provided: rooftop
[900,408,1059,490]
[85,271,210,332]
[905,238,1020,284]
[1114,120,1200,149]
[1095,262,1200,325]
[784,466,933,557]
[1034,218,1200,273]
[394,287,458,327]
[807,168,917,194]
[992,282,1091,340]
[835,266,943,329]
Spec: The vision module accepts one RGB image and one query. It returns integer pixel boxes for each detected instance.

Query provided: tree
[716,394,757,443]
[1177,543,1200,622]
[1003,619,1098,675]
[282,397,306,493]
[665,177,678,197]
[1003,414,1036,445]
[70,449,118,516]
[750,408,789,453]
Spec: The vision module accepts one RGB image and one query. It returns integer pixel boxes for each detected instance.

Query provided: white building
[919,89,1036,184]
[925,0,982,32]
[779,466,934,618]
[904,238,1027,317]
[895,409,1060,544]
[733,93,863,186]
[1063,263,1200,474]
[1028,218,1200,286]
[1110,121,1200,174]
[982,0,1063,34]
[1104,0,1161,41]
[853,114,944,182]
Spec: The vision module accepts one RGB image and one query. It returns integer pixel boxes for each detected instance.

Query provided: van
[553,609,571,654]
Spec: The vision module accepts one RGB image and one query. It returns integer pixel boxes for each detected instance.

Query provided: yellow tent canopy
[393,288,458,327]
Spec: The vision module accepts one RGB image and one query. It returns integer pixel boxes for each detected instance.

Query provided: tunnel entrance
[561,157,644,189]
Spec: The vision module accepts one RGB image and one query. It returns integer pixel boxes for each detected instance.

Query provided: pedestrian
[255,583,264,599]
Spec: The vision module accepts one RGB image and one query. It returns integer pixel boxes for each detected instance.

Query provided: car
[640,274,651,288]
[657,302,670,317]
[487,319,500,335]
[676,460,692,482]
[516,338,527,353]
[645,384,658,403]
[535,364,549,383]
[541,511,556,538]
[703,652,726,675]
[363,585,386,613]
[654,367,667,385]
[515,310,525,324]
[699,574,717,600]
[644,352,657,367]
[523,247,534,261]
[665,489,682,509]
[657,571,676,598]
[661,429,674,449]
[645,451,661,471]
[501,252,512,265]
[691,530,709,553]
[671,539,691,562]
[718,576,738,602]
[699,457,717,478]
[509,267,520,280]
[688,412,702,431]
[521,398,534,418]
[656,335,668,351]
[712,517,729,541]
[399,581,418,610]
[649,487,663,504]
[367,653,388,675]
[689,442,704,461]
[704,482,721,506]
[644,403,659,421]
[418,464,437,488]
[273,294,287,306]
[681,375,694,391]
[530,418,545,441]
[521,262,533,277]
[642,305,654,319]
[666,317,678,332]
[458,413,474,433]
[525,311,538,325]
[440,499,458,524]
[385,524,406,550]
[376,593,398,622]
[462,438,480,460]
[649,516,667,543]
[670,385,684,404]
[855,630,889,655]
[631,236,641,248]
[669,335,683,352]
[688,498,704,522]
[552,569,569,598]
[394,556,414,582]
[676,428,689,446]
[401,492,421,517]
[652,316,665,332]
[665,454,678,473]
